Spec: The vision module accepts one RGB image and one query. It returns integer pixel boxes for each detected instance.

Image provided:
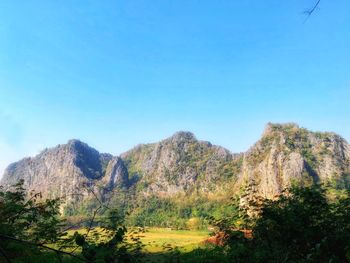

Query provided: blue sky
[0,1,349,176]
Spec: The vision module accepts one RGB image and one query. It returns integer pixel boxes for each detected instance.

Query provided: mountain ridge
[1,123,349,214]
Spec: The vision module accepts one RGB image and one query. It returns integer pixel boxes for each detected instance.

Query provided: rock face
[241,123,350,198]
[0,139,129,206]
[101,157,129,191]
[1,123,350,209]
[121,131,237,195]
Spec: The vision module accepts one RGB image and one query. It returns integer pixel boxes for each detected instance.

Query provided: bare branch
[304,0,321,22]
[61,218,100,233]
[84,205,102,239]
[84,186,111,209]
[65,185,105,254]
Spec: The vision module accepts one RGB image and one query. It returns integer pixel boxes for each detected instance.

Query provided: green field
[132,227,210,253]
[67,227,210,252]
[63,227,211,262]
[128,228,211,262]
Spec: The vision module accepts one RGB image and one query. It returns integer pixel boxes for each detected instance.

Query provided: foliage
[206,185,350,263]
[61,209,134,262]
[0,180,66,261]
[0,180,143,262]
[2,179,350,262]
[122,193,235,230]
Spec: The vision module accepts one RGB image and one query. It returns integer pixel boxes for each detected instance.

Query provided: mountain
[121,131,241,196]
[1,139,129,208]
[241,123,350,198]
[1,123,350,214]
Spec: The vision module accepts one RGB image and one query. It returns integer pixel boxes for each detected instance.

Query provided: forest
[1,180,349,262]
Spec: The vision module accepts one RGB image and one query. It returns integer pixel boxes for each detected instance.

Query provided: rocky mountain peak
[262,122,300,137]
[67,138,84,146]
[0,139,129,209]
[242,123,350,198]
[167,131,196,143]
[120,131,235,196]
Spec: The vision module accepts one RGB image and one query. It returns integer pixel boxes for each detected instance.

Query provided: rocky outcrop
[0,139,129,207]
[101,157,129,191]
[241,123,350,198]
[120,131,237,195]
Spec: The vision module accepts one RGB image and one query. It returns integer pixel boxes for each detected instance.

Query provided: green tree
[0,180,66,261]
[223,185,350,262]
[182,185,350,262]
[0,180,136,263]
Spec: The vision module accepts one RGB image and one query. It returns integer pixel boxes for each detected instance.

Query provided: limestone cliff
[121,131,239,195]
[0,139,129,207]
[240,123,350,198]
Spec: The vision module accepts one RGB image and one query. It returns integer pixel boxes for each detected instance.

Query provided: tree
[0,180,141,262]
[0,180,67,262]
[220,185,350,262]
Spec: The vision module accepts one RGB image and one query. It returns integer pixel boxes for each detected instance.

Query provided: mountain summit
[242,123,350,197]
[1,139,129,208]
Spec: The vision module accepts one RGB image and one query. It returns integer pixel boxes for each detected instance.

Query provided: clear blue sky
[0,1,349,176]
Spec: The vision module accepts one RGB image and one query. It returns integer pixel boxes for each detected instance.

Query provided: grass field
[65,227,210,253]
[61,227,210,262]
[131,227,210,253]
[128,227,211,262]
